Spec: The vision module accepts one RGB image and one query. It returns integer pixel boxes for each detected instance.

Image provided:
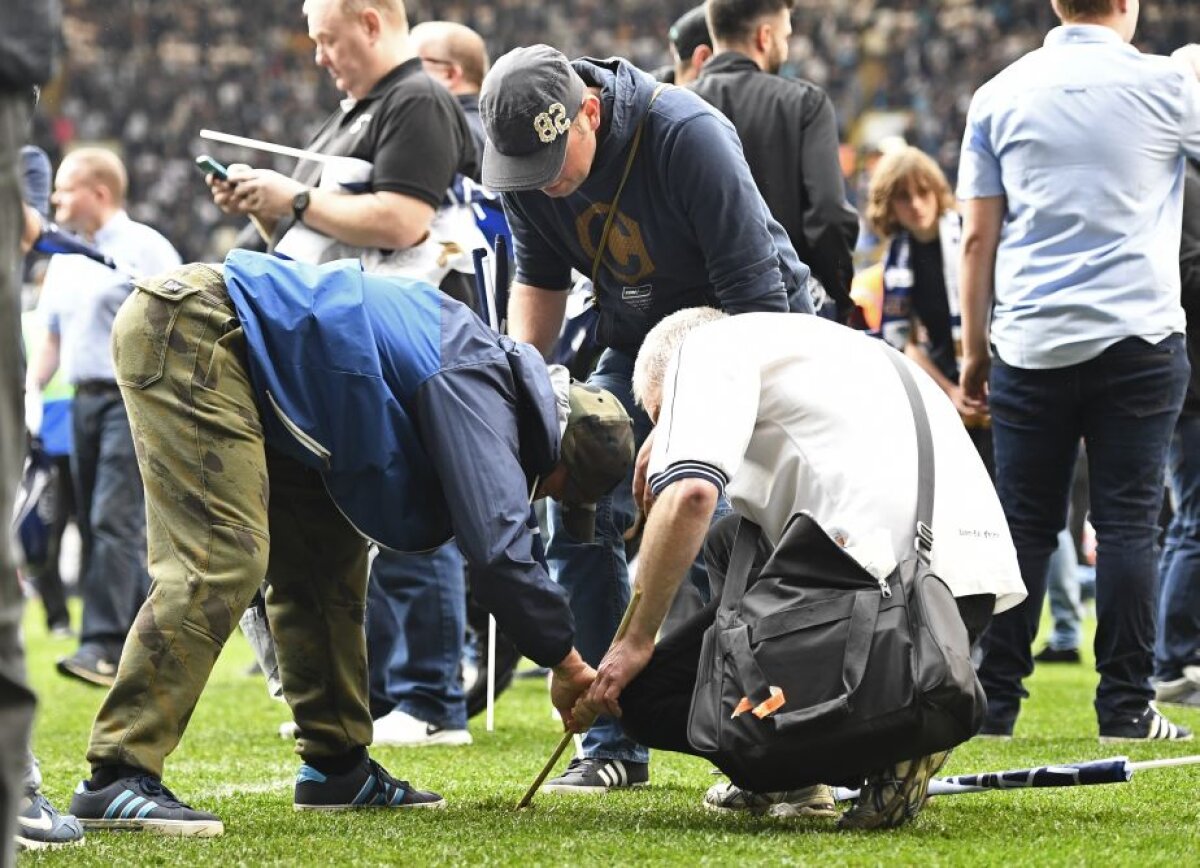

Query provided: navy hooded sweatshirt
[503,57,813,357]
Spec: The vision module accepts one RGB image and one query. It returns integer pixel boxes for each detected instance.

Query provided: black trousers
[620,514,995,762]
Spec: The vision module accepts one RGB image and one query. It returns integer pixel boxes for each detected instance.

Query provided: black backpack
[685,345,985,790]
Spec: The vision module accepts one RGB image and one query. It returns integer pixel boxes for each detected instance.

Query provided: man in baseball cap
[479,44,587,193]
[477,41,811,796]
[668,5,713,85]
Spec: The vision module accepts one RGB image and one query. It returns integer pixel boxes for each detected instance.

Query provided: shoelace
[136,776,192,809]
[367,760,412,795]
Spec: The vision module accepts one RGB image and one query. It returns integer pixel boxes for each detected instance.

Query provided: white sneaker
[372,709,472,748]
[1155,665,1200,708]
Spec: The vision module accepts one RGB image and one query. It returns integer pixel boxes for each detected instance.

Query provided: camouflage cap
[559,383,635,543]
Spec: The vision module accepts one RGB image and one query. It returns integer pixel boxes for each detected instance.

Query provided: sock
[89,763,150,789]
[303,747,367,776]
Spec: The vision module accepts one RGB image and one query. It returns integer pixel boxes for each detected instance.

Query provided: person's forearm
[905,340,956,395]
[300,190,434,250]
[28,332,60,393]
[624,479,718,646]
[507,282,568,357]
[959,198,1003,358]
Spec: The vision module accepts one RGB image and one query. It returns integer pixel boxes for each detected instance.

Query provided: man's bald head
[411,21,489,93]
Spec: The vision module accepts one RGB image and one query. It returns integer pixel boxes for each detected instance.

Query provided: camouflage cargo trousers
[88,263,372,777]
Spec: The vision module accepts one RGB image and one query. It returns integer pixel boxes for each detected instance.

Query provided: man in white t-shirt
[567,307,1026,829]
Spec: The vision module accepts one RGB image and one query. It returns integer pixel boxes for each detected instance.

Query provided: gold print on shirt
[576,203,655,284]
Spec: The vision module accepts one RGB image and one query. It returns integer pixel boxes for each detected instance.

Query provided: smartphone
[194,154,230,182]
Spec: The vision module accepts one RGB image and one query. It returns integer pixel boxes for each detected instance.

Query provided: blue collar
[1044,23,1128,48]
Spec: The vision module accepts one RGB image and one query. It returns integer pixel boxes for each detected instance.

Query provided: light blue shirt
[957,25,1200,369]
[40,210,181,383]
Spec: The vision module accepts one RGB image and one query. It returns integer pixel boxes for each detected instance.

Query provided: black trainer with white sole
[69,774,223,837]
[1099,705,1193,742]
[294,756,446,810]
[541,758,649,794]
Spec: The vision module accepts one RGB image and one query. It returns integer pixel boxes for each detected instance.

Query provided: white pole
[199,129,341,163]
[486,614,497,732]
[1128,755,1200,771]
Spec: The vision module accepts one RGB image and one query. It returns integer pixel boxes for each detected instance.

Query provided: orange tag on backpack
[731,686,786,719]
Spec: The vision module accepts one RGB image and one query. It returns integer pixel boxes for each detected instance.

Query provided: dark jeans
[620,514,994,762]
[980,335,1188,727]
[1157,411,1200,680]
[28,454,73,630]
[71,387,151,657]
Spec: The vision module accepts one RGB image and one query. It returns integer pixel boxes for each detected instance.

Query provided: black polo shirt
[291,58,476,209]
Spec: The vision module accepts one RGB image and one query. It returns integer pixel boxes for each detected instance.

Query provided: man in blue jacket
[479,44,812,792]
[66,252,634,837]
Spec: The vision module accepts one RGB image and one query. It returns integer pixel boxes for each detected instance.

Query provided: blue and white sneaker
[293,756,446,811]
[69,774,223,837]
[15,791,84,850]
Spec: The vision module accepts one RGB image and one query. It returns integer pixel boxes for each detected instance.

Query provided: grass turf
[18,601,1200,866]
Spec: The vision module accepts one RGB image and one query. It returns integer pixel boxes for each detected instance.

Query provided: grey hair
[632,306,728,413]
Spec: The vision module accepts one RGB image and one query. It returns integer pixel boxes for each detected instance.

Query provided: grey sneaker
[69,774,223,837]
[294,757,445,811]
[838,751,949,831]
[56,647,117,688]
[703,781,837,818]
[541,758,649,794]
[1155,666,1200,708]
[15,792,84,851]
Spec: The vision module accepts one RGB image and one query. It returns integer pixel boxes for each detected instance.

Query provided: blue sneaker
[15,792,84,851]
[294,756,446,811]
[69,774,224,837]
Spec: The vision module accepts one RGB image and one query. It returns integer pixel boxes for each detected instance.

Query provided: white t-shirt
[648,313,1026,614]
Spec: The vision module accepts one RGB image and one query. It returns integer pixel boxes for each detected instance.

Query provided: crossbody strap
[880,347,935,564]
[589,84,670,292]
[719,516,762,611]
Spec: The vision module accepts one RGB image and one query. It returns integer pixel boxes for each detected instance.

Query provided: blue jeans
[548,349,720,764]
[1046,528,1084,651]
[980,335,1188,727]
[71,387,151,657]
[365,541,467,729]
[1157,412,1200,680]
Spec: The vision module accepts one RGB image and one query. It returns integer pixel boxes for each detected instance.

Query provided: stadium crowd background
[28,0,1200,262]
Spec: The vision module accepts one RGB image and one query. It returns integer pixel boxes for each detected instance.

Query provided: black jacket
[690,52,858,318]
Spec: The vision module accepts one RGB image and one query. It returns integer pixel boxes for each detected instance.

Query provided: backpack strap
[719,516,762,611]
[880,347,935,564]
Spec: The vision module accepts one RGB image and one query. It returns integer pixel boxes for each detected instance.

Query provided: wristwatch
[292,189,312,224]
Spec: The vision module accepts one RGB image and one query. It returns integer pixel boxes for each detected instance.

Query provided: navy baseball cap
[669,5,712,59]
[479,45,586,192]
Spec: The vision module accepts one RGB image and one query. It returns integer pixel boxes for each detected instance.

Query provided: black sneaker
[294,756,446,810]
[15,792,84,851]
[69,774,223,836]
[1099,705,1193,743]
[1034,646,1082,664]
[541,758,649,794]
[56,647,118,688]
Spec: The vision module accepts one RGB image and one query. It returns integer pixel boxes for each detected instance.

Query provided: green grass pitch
[18,602,1200,866]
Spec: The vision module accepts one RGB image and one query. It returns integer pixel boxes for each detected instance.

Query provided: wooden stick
[515,588,643,810]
